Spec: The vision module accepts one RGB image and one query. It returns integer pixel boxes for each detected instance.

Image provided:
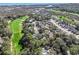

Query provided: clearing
[9,16,29,54]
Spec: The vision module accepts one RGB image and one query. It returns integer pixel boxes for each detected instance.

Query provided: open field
[9,16,29,54]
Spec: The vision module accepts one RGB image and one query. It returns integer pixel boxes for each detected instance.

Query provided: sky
[0,0,79,3]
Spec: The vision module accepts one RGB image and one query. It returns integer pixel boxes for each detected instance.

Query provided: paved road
[50,18,79,39]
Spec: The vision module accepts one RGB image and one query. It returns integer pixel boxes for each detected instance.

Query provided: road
[50,18,79,39]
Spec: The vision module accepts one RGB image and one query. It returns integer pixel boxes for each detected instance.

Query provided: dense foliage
[0,5,79,55]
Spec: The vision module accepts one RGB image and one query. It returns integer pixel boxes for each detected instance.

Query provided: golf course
[9,16,29,54]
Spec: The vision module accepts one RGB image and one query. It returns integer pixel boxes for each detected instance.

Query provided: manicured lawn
[9,16,29,54]
[10,16,28,33]
[59,16,76,25]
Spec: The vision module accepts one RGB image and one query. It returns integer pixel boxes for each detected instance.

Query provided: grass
[59,16,76,25]
[52,10,76,25]
[10,16,28,33]
[9,16,29,54]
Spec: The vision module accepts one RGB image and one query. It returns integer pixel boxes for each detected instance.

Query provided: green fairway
[59,16,76,25]
[9,16,29,54]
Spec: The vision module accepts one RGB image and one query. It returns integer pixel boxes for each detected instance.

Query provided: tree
[69,45,79,55]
